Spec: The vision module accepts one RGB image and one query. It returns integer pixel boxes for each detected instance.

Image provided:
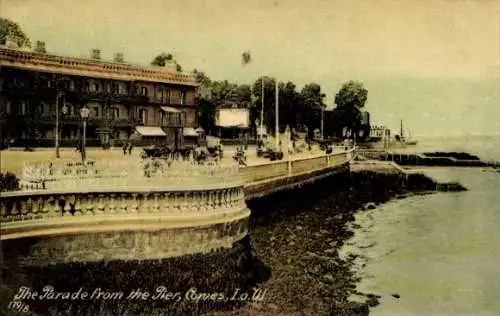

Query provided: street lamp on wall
[80,106,90,162]
[55,93,68,158]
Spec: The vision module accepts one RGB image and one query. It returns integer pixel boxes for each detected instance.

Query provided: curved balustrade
[1,186,246,225]
[0,148,355,265]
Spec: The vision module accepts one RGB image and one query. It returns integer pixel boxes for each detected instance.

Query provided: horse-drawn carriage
[140,145,191,161]
[257,141,284,161]
[140,146,171,159]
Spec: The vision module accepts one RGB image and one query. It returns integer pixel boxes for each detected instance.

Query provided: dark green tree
[299,83,326,133]
[0,18,31,48]
[332,80,369,140]
[150,53,173,66]
[241,51,252,65]
[192,69,212,87]
[278,81,301,130]
[193,70,215,133]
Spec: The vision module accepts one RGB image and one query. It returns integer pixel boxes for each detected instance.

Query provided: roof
[160,106,183,113]
[0,47,198,87]
[135,126,166,136]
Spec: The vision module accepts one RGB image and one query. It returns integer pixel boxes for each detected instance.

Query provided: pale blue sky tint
[1,0,499,136]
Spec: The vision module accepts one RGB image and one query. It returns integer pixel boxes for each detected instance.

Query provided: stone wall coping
[1,207,251,240]
[239,148,355,169]
[0,181,244,198]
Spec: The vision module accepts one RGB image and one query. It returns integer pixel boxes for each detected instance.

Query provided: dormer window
[141,87,148,96]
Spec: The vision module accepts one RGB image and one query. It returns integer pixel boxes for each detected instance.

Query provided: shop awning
[135,126,166,136]
[219,124,249,129]
[183,127,198,137]
[160,106,182,113]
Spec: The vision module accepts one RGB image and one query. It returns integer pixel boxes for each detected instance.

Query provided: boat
[399,120,418,146]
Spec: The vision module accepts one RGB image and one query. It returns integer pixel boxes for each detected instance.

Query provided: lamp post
[80,106,90,162]
[260,79,264,142]
[55,93,68,158]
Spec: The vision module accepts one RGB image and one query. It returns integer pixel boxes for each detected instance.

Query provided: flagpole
[275,79,279,148]
[260,78,264,140]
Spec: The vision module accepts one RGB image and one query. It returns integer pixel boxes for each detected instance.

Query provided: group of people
[122,142,133,156]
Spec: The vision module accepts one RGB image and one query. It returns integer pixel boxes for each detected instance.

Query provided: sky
[1,0,499,136]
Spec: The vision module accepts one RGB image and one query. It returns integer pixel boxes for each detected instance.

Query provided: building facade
[0,42,198,148]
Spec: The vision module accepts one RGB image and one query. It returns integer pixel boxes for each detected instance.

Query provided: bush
[0,172,20,192]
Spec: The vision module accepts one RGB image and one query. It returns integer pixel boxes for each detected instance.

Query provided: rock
[323,248,336,255]
[296,225,303,230]
[342,302,369,316]
[392,293,400,299]
[320,229,329,234]
[250,302,262,311]
[322,273,335,284]
[366,296,380,307]
[365,202,376,210]
[289,241,295,246]
[268,303,278,311]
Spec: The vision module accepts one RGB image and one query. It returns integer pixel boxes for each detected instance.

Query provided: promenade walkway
[0,145,340,175]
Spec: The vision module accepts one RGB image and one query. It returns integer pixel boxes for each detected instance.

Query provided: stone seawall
[1,236,269,316]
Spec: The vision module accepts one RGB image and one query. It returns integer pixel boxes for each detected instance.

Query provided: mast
[400,120,403,138]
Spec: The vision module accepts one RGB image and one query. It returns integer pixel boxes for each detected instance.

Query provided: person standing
[122,142,127,155]
[128,142,133,155]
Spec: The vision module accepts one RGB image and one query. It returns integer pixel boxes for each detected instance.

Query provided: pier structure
[0,148,355,266]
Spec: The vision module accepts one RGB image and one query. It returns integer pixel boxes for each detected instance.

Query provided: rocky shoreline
[224,170,435,315]
[1,170,436,316]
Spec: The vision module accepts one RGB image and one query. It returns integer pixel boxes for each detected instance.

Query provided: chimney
[114,52,124,63]
[34,41,46,53]
[91,49,101,60]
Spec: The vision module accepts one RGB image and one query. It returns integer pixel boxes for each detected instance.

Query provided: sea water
[345,136,500,316]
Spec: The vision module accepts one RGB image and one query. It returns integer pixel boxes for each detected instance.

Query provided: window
[141,87,148,96]
[111,107,120,119]
[93,107,100,117]
[112,84,119,94]
[20,101,26,115]
[165,89,171,102]
[91,83,99,92]
[139,109,147,125]
[156,88,163,101]
[179,90,186,105]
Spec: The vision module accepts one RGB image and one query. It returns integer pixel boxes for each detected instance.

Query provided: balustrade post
[74,195,82,215]
[163,193,171,212]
